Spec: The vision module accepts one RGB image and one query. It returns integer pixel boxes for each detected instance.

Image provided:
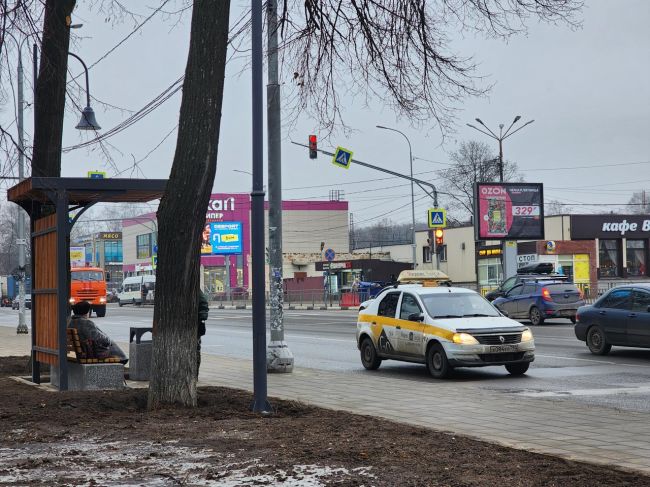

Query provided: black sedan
[575,284,650,355]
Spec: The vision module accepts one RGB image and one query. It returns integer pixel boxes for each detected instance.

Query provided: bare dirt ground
[0,356,648,487]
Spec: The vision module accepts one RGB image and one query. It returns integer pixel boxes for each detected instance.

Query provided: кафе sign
[570,215,650,239]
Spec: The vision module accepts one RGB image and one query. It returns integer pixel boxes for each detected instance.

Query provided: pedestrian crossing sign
[428,208,447,228]
[332,147,353,170]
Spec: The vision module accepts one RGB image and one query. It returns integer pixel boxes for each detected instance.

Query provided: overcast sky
[2,0,649,230]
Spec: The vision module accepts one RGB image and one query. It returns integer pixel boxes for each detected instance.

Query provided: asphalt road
[2,304,650,412]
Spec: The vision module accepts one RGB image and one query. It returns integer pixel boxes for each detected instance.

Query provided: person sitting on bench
[69,301,128,364]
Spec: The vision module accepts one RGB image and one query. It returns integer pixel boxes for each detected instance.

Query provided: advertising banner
[70,247,85,268]
[474,183,544,240]
[210,222,243,255]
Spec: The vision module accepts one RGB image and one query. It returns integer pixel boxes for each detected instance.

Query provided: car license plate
[489,345,519,353]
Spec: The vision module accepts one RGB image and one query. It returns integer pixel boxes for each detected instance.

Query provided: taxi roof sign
[397,269,451,284]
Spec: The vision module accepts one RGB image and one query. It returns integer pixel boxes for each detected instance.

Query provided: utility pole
[16,40,28,335]
[266,0,293,373]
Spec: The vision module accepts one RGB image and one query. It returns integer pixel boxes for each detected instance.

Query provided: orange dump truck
[69,267,108,317]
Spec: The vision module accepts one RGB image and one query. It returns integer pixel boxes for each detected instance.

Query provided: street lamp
[68,52,101,130]
[466,115,534,182]
[376,125,417,270]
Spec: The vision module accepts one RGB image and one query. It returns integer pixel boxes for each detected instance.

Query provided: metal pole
[16,45,28,334]
[499,138,504,183]
[250,0,271,413]
[409,142,416,270]
[266,0,293,373]
[375,126,417,269]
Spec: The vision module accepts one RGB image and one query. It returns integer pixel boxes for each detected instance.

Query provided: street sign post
[427,208,447,228]
[331,147,353,169]
[324,248,336,261]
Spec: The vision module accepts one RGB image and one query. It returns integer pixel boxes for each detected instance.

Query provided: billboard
[70,247,85,268]
[474,183,544,240]
[209,222,243,255]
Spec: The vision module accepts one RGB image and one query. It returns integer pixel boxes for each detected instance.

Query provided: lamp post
[376,125,417,270]
[466,116,534,183]
[68,52,101,131]
[8,34,30,334]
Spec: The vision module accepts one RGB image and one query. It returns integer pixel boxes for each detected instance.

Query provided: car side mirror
[408,312,424,322]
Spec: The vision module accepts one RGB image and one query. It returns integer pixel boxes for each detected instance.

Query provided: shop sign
[517,254,538,268]
[571,215,650,239]
[70,247,85,268]
[326,262,352,270]
[474,183,544,240]
[99,232,122,240]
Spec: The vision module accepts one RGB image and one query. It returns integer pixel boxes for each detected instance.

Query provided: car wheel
[569,316,576,324]
[118,300,124,307]
[360,338,381,370]
[426,343,452,379]
[505,363,530,376]
[95,306,106,318]
[586,326,611,355]
[529,306,544,326]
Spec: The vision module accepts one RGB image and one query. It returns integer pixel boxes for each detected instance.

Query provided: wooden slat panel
[34,215,58,366]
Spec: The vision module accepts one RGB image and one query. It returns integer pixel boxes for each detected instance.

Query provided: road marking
[536,353,650,368]
[518,385,650,398]
[209,327,351,343]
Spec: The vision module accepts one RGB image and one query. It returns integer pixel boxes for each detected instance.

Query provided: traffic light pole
[292,142,439,207]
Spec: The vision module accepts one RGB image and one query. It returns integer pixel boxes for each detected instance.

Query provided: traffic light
[434,228,444,247]
[309,134,318,159]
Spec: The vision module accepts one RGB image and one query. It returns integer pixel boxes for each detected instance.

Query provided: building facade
[71,232,124,288]
[355,214,650,296]
[121,193,349,293]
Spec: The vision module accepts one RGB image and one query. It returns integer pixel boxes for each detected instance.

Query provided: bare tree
[546,199,572,216]
[148,0,231,408]
[627,190,650,214]
[0,202,31,275]
[278,0,582,134]
[436,140,521,217]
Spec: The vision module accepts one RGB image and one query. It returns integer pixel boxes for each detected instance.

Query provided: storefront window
[626,240,647,276]
[478,257,503,286]
[104,240,123,263]
[599,240,620,277]
[557,256,574,281]
[136,234,152,259]
[203,267,227,295]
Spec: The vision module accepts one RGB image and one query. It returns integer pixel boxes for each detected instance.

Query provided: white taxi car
[356,271,535,378]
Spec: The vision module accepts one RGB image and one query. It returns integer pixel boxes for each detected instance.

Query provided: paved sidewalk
[2,325,649,475]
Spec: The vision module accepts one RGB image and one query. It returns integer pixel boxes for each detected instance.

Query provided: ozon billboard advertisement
[474,183,544,240]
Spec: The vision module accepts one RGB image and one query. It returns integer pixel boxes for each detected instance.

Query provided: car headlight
[69,298,75,304]
[99,297,106,303]
[521,328,533,342]
[452,332,478,345]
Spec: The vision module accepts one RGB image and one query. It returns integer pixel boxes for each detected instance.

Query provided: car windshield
[71,271,104,282]
[420,293,500,318]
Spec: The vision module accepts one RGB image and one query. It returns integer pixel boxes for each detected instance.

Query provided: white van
[118,275,156,306]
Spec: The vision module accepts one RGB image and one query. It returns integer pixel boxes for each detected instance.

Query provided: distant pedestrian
[196,288,209,379]
[141,282,148,304]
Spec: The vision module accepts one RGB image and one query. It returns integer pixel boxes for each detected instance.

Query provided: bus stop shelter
[8,177,167,390]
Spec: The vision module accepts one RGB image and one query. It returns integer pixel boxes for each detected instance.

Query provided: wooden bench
[66,327,123,364]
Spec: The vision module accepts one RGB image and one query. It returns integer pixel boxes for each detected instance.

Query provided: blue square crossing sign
[427,208,447,228]
[332,147,353,169]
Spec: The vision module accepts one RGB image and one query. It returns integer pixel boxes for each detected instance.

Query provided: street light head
[514,115,521,123]
[475,118,484,125]
[75,106,101,131]
[69,24,83,29]
[376,125,388,130]
[499,123,504,130]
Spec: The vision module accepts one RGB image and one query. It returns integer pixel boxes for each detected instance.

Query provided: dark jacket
[68,315,128,363]
[198,290,209,337]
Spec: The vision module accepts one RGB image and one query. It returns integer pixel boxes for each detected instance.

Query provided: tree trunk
[148,0,231,409]
[32,0,76,177]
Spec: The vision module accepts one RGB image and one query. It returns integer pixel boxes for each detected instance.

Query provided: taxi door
[396,293,425,356]
[375,292,401,354]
